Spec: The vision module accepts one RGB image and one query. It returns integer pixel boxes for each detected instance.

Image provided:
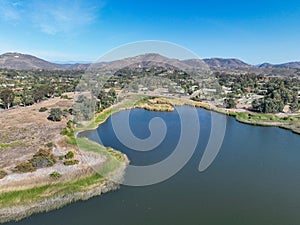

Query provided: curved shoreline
[1,95,299,223]
[0,174,119,223]
[78,95,300,138]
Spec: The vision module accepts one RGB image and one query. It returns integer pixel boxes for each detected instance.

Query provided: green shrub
[67,120,73,129]
[15,161,36,173]
[64,160,79,166]
[59,155,64,160]
[30,148,56,168]
[48,108,63,122]
[65,151,75,159]
[39,107,48,112]
[30,156,55,168]
[49,171,62,179]
[60,128,68,135]
[60,123,76,145]
[0,170,7,179]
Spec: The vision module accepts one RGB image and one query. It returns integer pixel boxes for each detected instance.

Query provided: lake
[6,106,300,225]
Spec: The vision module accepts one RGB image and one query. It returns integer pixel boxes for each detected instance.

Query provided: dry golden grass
[0,97,74,171]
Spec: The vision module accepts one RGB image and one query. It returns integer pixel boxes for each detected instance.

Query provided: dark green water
[6,106,300,225]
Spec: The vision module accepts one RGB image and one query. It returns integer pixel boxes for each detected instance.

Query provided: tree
[48,108,63,121]
[224,98,236,109]
[252,99,263,112]
[33,86,48,103]
[20,90,34,106]
[108,88,117,99]
[0,88,15,109]
[290,94,299,112]
[252,97,284,113]
[74,95,96,121]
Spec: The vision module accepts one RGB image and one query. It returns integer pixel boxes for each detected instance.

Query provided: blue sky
[0,0,300,64]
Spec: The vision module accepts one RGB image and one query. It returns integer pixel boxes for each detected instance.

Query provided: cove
[6,106,300,225]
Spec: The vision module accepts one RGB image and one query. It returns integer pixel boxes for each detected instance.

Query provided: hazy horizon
[1,51,299,66]
[1,0,300,64]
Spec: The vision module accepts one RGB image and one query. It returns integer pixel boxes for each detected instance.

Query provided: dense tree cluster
[106,67,203,94]
[73,88,117,122]
[252,81,299,113]
[0,69,82,109]
[216,72,300,113]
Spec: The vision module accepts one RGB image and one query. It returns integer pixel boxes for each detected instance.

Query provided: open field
[0,96,74,170]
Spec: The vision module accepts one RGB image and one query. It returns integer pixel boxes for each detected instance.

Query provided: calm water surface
[6,106,300,225]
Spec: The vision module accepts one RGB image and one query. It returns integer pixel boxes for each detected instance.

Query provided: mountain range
[0,52,299,75]
[0,53,89,70]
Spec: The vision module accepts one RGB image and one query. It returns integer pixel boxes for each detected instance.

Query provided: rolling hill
[0,52,299,76]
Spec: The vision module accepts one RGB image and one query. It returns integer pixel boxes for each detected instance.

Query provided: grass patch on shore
[235,112,300,124]
[80,95,141,131]
[76,137,124,175]
[61,122,76,145]
[0,173,105,209]
[76,138,124,162]
[0,141,24,151]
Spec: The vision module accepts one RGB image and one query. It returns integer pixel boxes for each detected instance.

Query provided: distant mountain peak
[0,52,61,70]
[203,58,252,69]
[0,52,90,70]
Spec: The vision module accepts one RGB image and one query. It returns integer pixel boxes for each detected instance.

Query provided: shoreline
[0,171,123,223]
[78,94,300,138]
[1,95,299,223]
[169,97,300,135]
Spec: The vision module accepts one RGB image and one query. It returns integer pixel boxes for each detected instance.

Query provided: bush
[0,170,7,179]
[224,98,237,109]
[30,148,56,168]
[65,151,75,159]
[67,120,73,129]
[64,160,79,166]
[49,171,62,179]
[60,128,68,135]
[15,161,36,173]
[39,107,48,112]
[30,156,55,168]
[48,108,63,122]
[59,155,64,160]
